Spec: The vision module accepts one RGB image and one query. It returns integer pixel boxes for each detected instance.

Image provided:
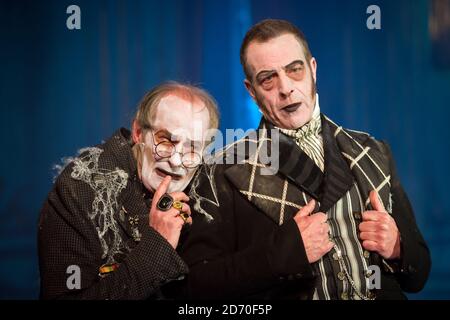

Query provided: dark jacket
[38,128,188,299]
[171,116,431,299]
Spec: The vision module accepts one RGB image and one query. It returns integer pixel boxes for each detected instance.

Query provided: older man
[175,19,430,300]
[38,82,219,299]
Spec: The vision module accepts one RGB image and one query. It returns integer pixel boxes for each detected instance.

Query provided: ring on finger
[178,212,190,223]
[157,194,174,211]
[172,200,183,210]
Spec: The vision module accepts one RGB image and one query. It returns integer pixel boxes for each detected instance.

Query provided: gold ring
[172,200,183,210]
[178,212,189,223]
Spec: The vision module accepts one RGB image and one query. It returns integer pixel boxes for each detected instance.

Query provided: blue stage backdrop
[0,0,449,299]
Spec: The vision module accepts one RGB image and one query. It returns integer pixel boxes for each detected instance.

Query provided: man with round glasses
[38,82,219,299]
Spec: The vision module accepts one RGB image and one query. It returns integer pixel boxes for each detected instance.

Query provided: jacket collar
[319,115,355,212]
[223,116,356,224]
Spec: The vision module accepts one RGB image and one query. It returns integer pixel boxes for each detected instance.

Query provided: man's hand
[293,199,334,263]
[149,176,193,249]
[359,190,401,259]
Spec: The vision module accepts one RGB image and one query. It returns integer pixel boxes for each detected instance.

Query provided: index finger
[296,199,316,218]
[152,176,172,209]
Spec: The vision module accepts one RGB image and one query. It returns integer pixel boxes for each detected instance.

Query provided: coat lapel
[223,120,317,225]
[104,128,150,243]
[220,115,392,225]
[223,117,356,224]
[319,116,355,212]
[327,116,392,211]
[277,128,324,200]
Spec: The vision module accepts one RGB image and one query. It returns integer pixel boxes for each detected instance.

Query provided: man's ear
[309,57,317,83]
[132,120,143,144]
[244,79,257,102]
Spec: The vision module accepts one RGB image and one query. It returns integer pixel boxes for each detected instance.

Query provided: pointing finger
[152,176,172,210]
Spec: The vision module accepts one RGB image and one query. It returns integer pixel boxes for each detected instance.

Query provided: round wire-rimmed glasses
[149,130,203,169]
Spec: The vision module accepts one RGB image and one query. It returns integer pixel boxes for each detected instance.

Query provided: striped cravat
[278,101,324,172]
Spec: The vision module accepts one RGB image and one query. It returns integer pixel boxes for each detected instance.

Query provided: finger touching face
[140,94,211,193]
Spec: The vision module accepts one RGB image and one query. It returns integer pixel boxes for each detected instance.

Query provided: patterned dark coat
[38,128,188,299]
[170,116,431,299]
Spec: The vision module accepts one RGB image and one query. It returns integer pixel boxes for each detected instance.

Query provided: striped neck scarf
[278,94,325,172]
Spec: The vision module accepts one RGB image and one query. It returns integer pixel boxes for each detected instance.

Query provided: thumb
[297,199,316,218]
[369,190,385,212]
[152,176,172,207]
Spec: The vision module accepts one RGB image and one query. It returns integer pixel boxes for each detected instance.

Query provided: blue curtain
[0,0,449,299]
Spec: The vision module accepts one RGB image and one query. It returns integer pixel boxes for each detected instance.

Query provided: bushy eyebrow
[155,128,202,146]
[284,60,304,70]
[255,59,305,82]
[255,70,276,83]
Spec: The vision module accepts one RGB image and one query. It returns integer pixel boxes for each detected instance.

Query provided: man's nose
[168,152,183,167]
[168,144,183,167]
[278,73,294,99]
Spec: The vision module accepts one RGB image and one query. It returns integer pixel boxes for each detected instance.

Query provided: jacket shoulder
[324,116,390,156]
[345,128,391,156]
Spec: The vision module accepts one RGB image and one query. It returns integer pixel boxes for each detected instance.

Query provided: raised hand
[149,176,192,248]
[359,190,401,259]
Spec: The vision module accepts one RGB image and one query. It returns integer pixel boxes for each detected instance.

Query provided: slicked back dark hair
[240,19,312,80]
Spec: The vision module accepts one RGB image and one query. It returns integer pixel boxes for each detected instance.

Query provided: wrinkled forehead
[246,34,307,76]
[151,94,211,142]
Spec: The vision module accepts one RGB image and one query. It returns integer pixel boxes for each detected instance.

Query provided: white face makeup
[244,33,317,129]
[138,94,210,193]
